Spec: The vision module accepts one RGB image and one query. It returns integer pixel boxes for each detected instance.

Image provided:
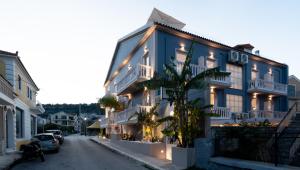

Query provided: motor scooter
[20,139,45,162]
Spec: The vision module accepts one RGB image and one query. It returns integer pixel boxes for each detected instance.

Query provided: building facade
[288,75,300,108]
[100,9,289,139]
[50,111,75,127]
[0,50,44,154]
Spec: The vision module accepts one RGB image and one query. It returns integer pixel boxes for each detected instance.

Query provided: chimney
[15,51,18,56]
[255,50,260,55]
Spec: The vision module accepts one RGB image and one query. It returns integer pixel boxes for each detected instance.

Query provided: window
[29,90,32,100]
[226,64,243,89]
[18,75,22,90]
[251,70,258,80]
[176,50,186,63]
[288,85,296,97]
[206,59,217,69]
[16,108,24,138]
[31,116,36,136]
[226,94,243,113]
[176,50,187,74]
[61,116,67,120]
[55,115,58,119]
[27,86,30,98]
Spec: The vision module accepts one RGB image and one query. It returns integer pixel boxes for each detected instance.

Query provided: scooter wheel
[40,153,45,162]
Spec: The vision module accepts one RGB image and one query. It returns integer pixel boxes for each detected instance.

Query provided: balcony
[210,106,231,119]
[208,75,231,88]
[248,110,286,120]
[175,61,231,88]
[248,79,287,95]
[114,105,152,124]
[0,75,14,104]
[100,117,109,128]
[175,61,206,77]
[117,64,153,95]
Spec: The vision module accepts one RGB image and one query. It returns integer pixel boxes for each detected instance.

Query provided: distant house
[288,75,300,108]
[50,111,76,127]
[0,50,44,154]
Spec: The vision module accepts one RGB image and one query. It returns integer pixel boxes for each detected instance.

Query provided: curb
[89,138,165,170]
[0,154,22,170]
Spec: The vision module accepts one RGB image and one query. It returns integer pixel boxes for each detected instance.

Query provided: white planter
[172,146,195,168]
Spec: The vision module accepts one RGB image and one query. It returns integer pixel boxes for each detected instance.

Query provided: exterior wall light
[268,95,273,101]
[170,110,174,116]
[128,64,132,70]
[179,43,185,51]
[144,46,149,53]
[209,52,214,59]
[253,64,257,71]
[269,68,272,75]
[160,150,164,153]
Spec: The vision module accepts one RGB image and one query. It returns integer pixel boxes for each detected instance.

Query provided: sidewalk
[0,153,21,170]
[90,136,183,170]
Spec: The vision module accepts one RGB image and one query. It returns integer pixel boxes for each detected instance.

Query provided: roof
[0,50,39,90]
[289,75,300,82]
[87,121,100,129]
[147,8,185,30]
[154,22,287,67]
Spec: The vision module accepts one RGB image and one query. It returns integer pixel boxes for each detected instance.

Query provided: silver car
[33,133,60,152]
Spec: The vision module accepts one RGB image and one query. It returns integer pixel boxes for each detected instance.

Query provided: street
[12,135,149,170]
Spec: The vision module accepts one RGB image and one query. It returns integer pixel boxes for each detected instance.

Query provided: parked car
[46,130,64,144]
[33,133,60,152]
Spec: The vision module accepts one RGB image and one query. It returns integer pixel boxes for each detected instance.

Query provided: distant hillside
[43,103,104,115]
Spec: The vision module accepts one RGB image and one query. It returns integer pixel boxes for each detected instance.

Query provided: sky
[0,0,299,104]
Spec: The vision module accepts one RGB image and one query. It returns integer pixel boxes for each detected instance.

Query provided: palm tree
[140,42,230,147]
[128,105,160,141]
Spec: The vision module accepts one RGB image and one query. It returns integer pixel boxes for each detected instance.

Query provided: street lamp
[84,117,87,136]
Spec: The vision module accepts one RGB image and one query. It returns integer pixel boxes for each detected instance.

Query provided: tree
[140,42,230,147]
[98,95,121,110]
[128,105,160,141]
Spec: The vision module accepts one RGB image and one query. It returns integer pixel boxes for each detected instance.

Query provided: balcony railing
[175,61,231,88]
[175,61,206,77]
[100,117,109,128]
[248,79,287,95]
[114,105,152,124]
[116,64,153,94]
[209,75,231,87]
[0,75,14,100]
[210,106,231,119]
[248,110,286,120]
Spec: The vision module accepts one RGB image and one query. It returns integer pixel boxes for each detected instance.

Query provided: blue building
[100,8,288,139]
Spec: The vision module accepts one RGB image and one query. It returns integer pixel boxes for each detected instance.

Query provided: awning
[87,121,100,129]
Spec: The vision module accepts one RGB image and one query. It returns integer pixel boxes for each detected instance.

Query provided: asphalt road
[12,135,149,170]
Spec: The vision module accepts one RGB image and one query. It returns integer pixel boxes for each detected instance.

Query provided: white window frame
[226,64,243,90]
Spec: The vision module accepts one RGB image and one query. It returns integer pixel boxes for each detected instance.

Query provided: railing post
[275,132,278,167]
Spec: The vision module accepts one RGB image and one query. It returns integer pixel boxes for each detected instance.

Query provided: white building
[0,50,44,154]
[50,111,75,126]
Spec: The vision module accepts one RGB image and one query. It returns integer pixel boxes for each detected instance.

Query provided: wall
[111,140,166,159]
[156,30,288,113]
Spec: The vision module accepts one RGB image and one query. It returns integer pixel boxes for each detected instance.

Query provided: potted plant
[139,42,230,168]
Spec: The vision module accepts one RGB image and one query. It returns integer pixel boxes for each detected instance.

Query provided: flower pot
[172,146,195,168]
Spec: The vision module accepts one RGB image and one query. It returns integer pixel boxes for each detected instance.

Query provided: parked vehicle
[33,133,60,152]
[46,130,64,144]
[20,139,45,162]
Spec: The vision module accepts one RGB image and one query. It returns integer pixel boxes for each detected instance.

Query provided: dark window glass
[34,135,54,141]
[16,108,23,138]
[18,75,22,90]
